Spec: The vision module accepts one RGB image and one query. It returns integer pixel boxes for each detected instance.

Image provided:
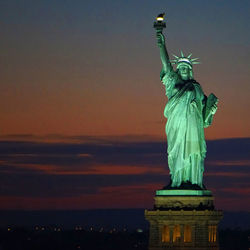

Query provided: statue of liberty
[155,15,218,188]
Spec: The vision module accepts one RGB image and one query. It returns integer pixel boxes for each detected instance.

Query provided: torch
[153,13,166,33]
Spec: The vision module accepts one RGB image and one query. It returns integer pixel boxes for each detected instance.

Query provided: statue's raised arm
[153,13,179,90]
[156,31,180,99]
[157,33,173,75]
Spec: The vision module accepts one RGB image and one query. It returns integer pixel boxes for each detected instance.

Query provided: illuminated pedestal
[145,190,223,250]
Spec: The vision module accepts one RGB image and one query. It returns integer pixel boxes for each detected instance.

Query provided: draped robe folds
[162,69,208,188]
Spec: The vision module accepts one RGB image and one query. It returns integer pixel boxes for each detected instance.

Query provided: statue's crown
[171,51,200,68]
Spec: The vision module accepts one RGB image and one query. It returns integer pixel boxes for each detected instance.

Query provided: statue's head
[171,52,199,80]
[177,62,193,80]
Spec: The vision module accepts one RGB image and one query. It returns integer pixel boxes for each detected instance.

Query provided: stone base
[145,190,223,250]
[155,194,214,211]
[156,189,212,196]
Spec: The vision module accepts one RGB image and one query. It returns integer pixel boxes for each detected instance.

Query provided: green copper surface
[155,25,218,189]
[156,189,212,196]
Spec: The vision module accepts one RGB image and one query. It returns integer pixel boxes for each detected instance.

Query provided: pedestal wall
[145,192,223,250]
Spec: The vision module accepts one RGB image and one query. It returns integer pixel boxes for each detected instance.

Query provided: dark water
[0,228,249,250]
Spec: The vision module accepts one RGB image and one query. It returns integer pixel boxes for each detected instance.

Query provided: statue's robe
[161,68,214,187]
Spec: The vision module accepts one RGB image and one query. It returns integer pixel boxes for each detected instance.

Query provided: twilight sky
[0,0,249,211]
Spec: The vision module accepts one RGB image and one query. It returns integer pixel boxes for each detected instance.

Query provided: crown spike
[187,53,192,58]
[191,58,199,61]
[172,54,179,59]
[180,51,184,57]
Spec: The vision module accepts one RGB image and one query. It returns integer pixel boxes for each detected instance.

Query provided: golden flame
[156,17,164,21]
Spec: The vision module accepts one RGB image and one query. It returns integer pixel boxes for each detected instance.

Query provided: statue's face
[178,65,190,80]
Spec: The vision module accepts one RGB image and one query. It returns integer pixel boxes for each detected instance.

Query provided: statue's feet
[163,181,206,190]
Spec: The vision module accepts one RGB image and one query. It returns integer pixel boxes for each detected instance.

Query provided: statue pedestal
[145,189,223,250]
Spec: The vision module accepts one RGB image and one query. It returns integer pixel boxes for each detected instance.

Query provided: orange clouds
[4,163,165,176]
[205,172,250,177]
[208,160,250,166]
